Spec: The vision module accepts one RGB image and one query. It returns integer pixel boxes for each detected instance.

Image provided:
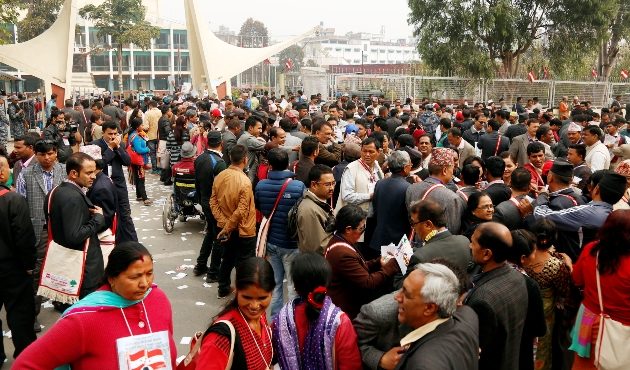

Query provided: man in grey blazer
[221,116,241,165]
[447,127,476,168]
[509,119,553,166]
[15,140,65,331]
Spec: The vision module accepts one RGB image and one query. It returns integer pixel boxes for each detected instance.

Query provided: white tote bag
[594,252,630,370]
[256,179,290,257]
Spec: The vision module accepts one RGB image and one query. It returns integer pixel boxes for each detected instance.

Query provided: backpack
[286,197,304,240]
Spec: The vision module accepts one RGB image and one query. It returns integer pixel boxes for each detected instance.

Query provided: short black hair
[362,136,382,150]
[307,164,333,186]
[448,127,462,137]
[334,204,366,234]
[485,156,505,178]
[526,142,545,156]
[410,199,447,227]
[245,116,262,131]
[511,167,531,192]
[301,136,319,156]
[568,144,586,160]
[584,125,602,138]
[229,144,248,164]
[487,119,500,131]
[279,118,293,132]
[102,120,118,132]
[267,148,288,171]
[66,152,95,176]
[461,164,481,186]
[34,140,58,154]
[15,132,40,147]
[535,125,551,140]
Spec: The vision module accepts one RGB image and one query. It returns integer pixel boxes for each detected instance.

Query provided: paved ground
[2,171,230,367]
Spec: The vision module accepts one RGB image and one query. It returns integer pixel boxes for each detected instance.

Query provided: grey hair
[415,263,459,318]
[387,150,411,174]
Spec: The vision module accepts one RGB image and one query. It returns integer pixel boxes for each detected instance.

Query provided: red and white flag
[527,71,536,83]
[263,58,271,65]
[285,58,294,70]
[127,348,167,370]
[621,69,629,80]
[591,68,598,79]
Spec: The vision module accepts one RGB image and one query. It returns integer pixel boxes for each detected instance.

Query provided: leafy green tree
[16,0,63,42]
[596,2,630,80]
[408,0,613,78]
[238,18,268,48]
[0,0,21,44]
[79,0,159,97]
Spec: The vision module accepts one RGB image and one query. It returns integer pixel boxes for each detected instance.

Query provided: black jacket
[87,172,118,229]
[0,185,36,272]
[93,138,131,183]
[194,150,227,207]
[158,116,171,141]
[370,175,411,251]
[45,182,106,296]
[485,182,512,206]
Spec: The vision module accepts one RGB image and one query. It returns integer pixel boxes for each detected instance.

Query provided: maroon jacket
[324,234,398,319]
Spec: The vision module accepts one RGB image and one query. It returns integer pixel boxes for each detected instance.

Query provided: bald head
[475,222,513,263]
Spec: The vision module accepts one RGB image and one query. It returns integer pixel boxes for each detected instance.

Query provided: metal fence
[327,74,630,108]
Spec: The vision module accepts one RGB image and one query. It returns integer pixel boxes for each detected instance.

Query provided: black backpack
[286,197,304,240]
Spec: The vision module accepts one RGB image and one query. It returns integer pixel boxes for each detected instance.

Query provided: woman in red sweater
[196,257,275,370]
[273,252,362,370]
[14,242,177,369]
[570,210,630,370]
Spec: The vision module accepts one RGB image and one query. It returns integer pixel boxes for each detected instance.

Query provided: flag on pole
[285,58,294,71]
[263,58,271,65]
[591,68,598,79]
[621,69,629,80]
[527,70,536,83]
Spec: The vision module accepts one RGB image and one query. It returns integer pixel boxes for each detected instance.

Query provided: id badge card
[116,330,172,370]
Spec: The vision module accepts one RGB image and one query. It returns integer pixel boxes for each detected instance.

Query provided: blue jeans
[267,243,298,318]
[147,139,158,170]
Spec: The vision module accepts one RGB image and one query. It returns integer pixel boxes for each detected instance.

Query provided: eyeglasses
[409,218,423,227]
[354,224,366,232]
[316,181,336,187]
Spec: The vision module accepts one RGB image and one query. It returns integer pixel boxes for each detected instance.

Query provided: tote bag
[256,179,290,257]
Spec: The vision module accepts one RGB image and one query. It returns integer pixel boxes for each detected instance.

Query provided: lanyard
[120,301,153,336]
[358,159,377,183]
[422,183,445,200]
[494,134,502,156]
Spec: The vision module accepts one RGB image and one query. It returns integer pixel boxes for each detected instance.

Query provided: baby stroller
[161,164,204,233]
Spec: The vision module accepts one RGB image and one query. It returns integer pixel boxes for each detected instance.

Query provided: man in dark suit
[406,200,471,275]
[45,152,106,299]
[0,153,37,359]
[494,168,531,230]
[193,131,227,282]
[93,120,137,243]
[484,156,512,206]
[465,222,529,370]
[478,119,510,161]
[370,150,412,255]
[83,145,118,232]
[395,263,479,370]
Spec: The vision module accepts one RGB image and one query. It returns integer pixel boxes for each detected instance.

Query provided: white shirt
[585,141,611,171]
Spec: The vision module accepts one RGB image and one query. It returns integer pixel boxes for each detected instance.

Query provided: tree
[278,45,304,71]
[16,0,63,42]
[238,18,268,48]
[596,2,630,80]
[0,0,21,44]
[408,0,614,78]
[79,0,159,97]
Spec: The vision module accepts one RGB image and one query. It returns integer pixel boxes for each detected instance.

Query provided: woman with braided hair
[273,252,361,370]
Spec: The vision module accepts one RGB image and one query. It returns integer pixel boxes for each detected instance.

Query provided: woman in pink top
[570,210,630,370]
[14,242,177,369]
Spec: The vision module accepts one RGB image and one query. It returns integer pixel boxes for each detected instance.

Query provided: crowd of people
[0,89,629,370]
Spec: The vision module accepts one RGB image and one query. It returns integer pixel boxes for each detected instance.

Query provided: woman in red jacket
[14,242,177,369]
[274,252,361,370]
[570,210,630,370]
[197,257,275,370]
[325,204,399,319]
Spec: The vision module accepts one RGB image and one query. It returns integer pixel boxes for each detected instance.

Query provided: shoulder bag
[176,320,235,370]
[256,179,291,257]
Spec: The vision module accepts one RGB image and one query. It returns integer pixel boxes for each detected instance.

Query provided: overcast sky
[157,0,416,40]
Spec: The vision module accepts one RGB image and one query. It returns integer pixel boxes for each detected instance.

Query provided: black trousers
[113,176,138,243]
[217,232,255,294]
[0,269,36,359]
[133,166,148,201]
[196,207,222,279]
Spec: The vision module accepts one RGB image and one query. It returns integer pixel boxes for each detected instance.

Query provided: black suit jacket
[45,182,106,295]
[395,306,479,370]
[87,172,118,229]
[93,138,131,183]
[370,175,411,250]
[485,182,512,206]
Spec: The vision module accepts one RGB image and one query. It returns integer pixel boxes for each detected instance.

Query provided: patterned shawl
[274,296,343,370]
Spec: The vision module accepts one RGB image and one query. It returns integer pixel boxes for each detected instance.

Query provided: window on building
[154,76,169,90]
[175,53,189,71]
[155,30,170,49]
[93,76,109,90]
[354,48,360,52]
[154,53,170,71]
[173,30,188,49]
[112,52,130,71]
[134,52,151,71]
[344,48,351,52]
[335,48,342,52]
[88,27,106,48]
[90,53,110,72]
